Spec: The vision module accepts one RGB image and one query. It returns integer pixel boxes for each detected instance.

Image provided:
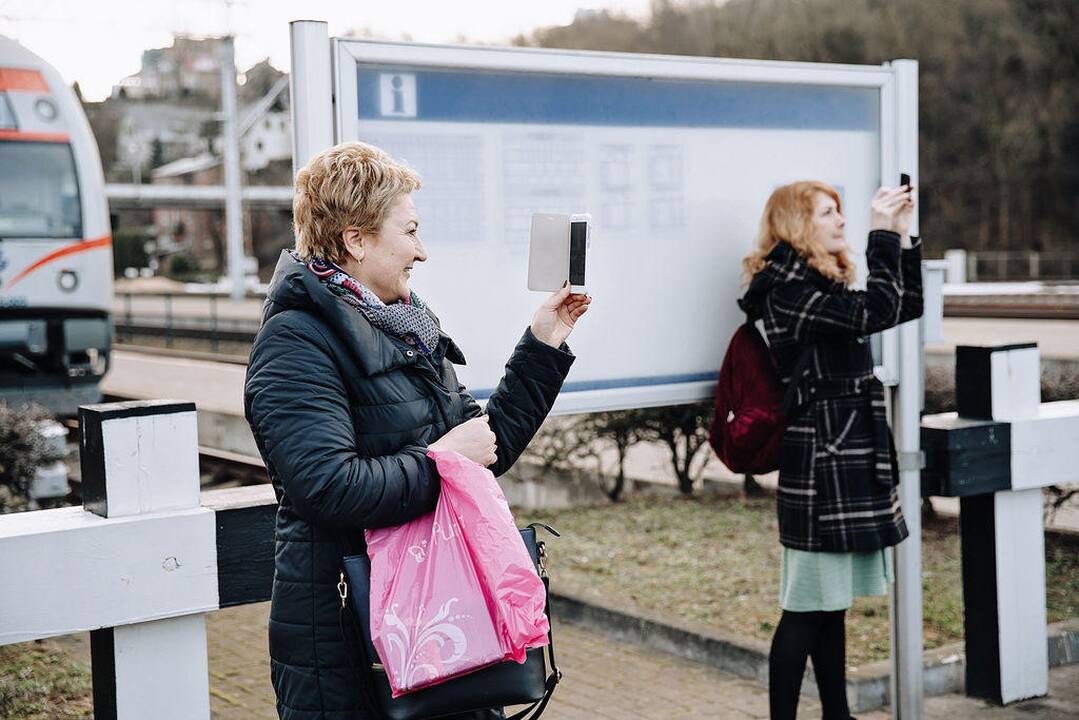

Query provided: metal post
[889,58,923,720]
[164,293,173,349]
[221,36,245,302]
[289,21,335,177]
[210,293,220,352]
[124,292,133,344]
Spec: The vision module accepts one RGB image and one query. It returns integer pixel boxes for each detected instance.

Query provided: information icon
[379,73,417,118]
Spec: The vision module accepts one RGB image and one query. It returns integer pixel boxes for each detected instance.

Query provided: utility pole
[220,35,244,301]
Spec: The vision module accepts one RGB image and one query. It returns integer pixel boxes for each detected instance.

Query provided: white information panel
[323,40,903,413]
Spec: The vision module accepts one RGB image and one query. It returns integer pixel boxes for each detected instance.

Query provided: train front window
[0,141,82,239]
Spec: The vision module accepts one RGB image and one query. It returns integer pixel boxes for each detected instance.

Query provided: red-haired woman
[740,181,922,720]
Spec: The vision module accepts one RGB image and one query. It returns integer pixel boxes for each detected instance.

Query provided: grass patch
[518,494,1079,667]
[0,641,92,719]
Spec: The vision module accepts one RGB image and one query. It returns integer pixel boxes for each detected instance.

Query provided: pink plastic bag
[365,449,550,697]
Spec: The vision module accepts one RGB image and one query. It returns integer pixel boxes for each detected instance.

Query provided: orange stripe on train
[0,68,49,92]
[0,130,70,143]
[7,236,112,289]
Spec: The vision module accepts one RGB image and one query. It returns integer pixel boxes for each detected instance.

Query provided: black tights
[768,610,850,720]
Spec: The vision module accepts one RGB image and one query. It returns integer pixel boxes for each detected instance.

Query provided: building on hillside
[241,110,290,172]
[112,36,224,102]
[114,103,216,182]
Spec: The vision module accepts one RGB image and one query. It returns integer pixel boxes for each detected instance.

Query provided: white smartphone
[527,212,592,294]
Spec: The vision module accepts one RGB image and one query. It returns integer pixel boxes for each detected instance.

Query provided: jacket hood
[262,250,465,375]
[739,242,836,319]
[739,242,800,319]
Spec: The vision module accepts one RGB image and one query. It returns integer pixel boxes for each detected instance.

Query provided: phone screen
[569,221,587,286]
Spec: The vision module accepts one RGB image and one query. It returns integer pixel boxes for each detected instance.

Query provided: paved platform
[51,602,1079,719]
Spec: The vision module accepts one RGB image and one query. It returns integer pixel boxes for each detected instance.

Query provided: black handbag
[339,523,562,720]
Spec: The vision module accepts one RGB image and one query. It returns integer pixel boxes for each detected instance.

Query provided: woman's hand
[530,283,592,348]
[869,186,914,237]
[428,416,498,467]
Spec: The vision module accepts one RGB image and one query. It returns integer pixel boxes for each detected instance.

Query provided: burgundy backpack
[708,321,810,475]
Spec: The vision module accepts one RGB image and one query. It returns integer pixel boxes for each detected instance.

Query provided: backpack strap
[779,346,815,416]
[743,312,813,417]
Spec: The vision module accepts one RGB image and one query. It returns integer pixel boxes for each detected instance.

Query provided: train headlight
[34,97,58,122]
[57,269,79,293]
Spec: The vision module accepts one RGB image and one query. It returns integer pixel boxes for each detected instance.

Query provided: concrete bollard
[942,249,967,285]
[79,399,214,719]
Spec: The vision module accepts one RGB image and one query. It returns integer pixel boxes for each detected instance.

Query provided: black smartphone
[569,220,588,291]
[900,173,911,191]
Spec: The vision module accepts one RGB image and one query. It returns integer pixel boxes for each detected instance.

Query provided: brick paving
[51,601,1079,719]
[199,603,1079,720]
[199,602,826,720]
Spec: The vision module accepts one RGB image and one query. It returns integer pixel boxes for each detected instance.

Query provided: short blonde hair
[293,142,421,264]
[743,181,856,286]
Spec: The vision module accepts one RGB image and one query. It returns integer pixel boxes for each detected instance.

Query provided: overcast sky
[0,0,653,101]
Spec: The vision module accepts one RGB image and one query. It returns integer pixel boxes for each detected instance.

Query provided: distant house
[150,154,225,271]
[114,103,216,182]
[241,110,291,172]
[148,152,293,277]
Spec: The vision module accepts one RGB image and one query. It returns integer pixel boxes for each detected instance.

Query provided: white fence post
[922,344,1079,705]
[953,344,1046,704]
[79,400,214,720]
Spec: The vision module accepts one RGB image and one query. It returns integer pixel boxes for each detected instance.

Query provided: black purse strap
[505,574,561,720]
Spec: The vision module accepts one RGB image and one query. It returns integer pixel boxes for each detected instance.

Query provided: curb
[552,589,1079,712]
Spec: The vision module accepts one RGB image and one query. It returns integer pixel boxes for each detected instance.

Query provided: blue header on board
[356,64,878,131]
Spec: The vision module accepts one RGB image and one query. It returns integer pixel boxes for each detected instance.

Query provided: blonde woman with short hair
[245,142,591,719]
[740,181,922,720]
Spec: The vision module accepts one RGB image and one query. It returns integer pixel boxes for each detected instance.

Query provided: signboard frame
[324,38,907,409]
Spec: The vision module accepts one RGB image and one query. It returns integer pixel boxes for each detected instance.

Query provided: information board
[320,40,907,413]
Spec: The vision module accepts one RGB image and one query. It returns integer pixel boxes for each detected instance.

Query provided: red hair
[743,181,856,286]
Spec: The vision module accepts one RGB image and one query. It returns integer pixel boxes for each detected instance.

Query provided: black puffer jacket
[244,251,575,719]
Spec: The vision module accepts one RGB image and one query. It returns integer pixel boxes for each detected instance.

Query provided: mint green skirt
[779,547,894,612]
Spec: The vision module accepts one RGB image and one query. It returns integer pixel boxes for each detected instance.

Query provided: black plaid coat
[740,231,923,552]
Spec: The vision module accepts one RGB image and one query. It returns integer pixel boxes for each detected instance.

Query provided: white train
[0,35,112,415]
